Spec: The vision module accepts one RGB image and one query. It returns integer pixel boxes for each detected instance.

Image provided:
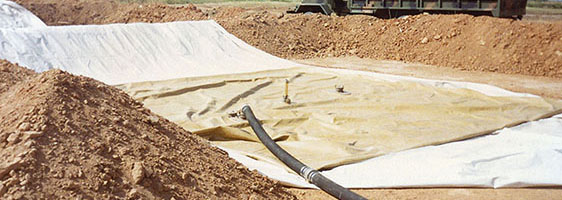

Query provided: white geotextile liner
[0,0,46,28]
[0,20,298,85]
[221,114,562,188]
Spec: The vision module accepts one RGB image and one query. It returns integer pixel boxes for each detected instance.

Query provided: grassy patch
[526,6,562,14]
[527,0,562,9]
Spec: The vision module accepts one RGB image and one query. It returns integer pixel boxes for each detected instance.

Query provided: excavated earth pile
[0,60,296,199]
[13,0,207,25]
[15,0,562,78]
[0,61,35,94]
[220,13,562,78]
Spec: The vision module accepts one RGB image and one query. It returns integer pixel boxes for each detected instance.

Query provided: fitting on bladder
[335,84,345,93]
[227,109,246,120]
[283,79,291,104]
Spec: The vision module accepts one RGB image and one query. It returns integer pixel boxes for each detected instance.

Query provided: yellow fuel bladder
[119,67,562,170]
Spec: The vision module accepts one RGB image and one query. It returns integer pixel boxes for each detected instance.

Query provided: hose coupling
[299,166,318,183]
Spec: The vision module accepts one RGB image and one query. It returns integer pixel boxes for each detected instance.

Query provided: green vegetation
[527,0,562,9]
[526,6,562,14]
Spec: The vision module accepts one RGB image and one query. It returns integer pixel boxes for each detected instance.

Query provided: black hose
[242,105,368,200]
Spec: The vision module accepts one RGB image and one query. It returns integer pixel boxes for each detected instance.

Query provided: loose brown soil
[15,0,562,78]
[0,60,296,199]
[290,188,562,200]
[14,0,207,25]
[0,61,35,94]
[221,13,562,78]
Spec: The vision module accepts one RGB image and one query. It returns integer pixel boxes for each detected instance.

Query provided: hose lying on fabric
[241,105,368,200]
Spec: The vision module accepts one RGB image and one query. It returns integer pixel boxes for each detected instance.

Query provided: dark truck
[289,0,527,19]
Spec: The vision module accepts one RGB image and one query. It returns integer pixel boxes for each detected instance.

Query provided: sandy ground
[288,57,562,199]
[290,188,562,200]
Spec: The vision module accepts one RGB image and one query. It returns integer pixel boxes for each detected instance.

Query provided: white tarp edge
[220,113,562,188]
[0,0,46,28]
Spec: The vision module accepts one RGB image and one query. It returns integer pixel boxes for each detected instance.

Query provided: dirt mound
[14,1,562,77]
[0,60,35,94]
[0,60,296,199]
[217,12,562,78]
[14,0,207,25]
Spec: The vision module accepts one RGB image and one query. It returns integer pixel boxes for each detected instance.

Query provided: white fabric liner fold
[1,6,561,188]
[0,20,298,84]
[0,0,46,28]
